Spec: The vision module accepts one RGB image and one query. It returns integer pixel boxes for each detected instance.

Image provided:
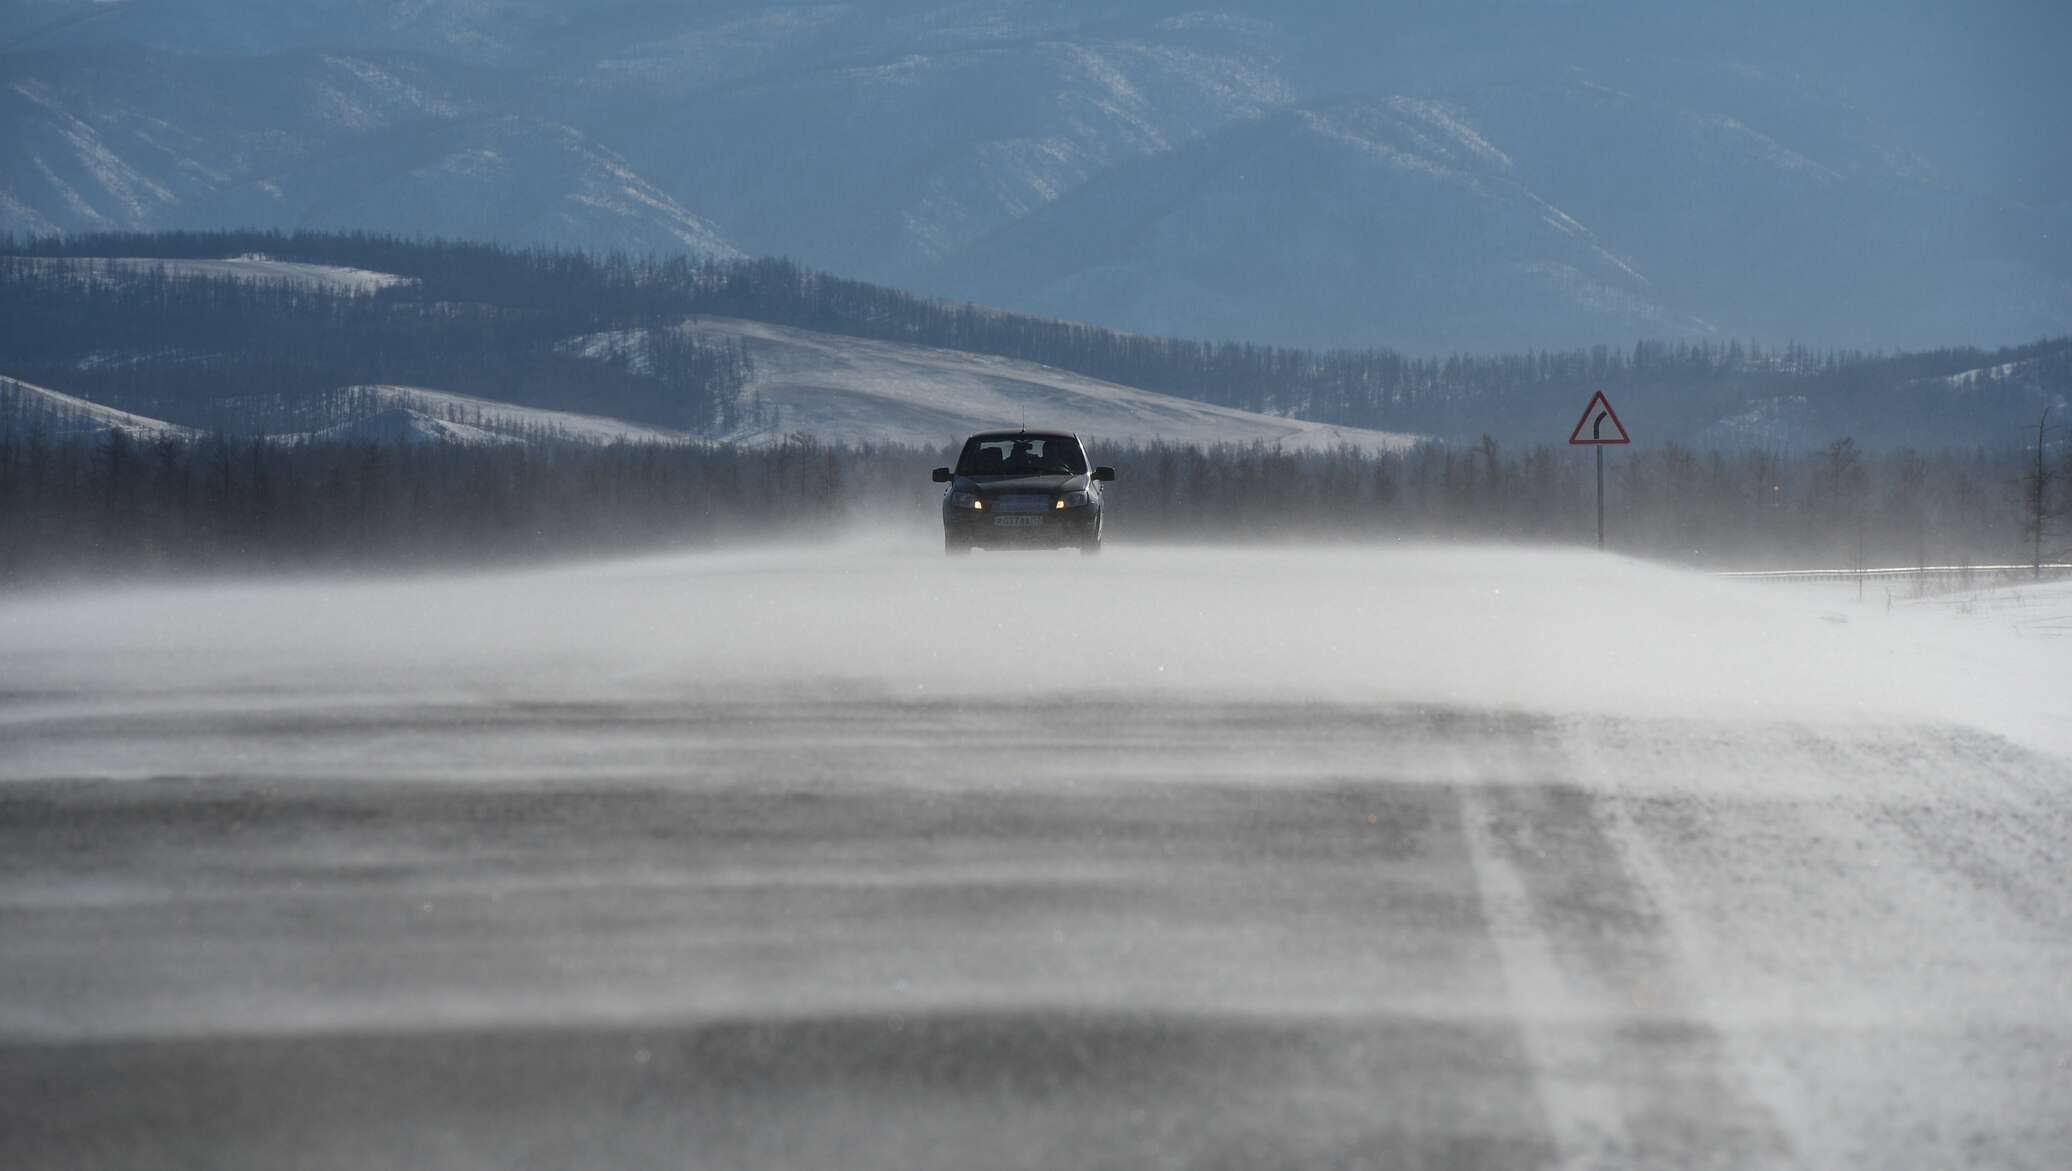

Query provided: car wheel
[945,535,971,557]
[1078,538,1102,556]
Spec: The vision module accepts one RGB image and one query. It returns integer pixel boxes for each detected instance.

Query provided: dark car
[933,430,1115,555]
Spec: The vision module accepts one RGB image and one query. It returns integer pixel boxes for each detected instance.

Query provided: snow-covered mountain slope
[630,13,1293,285]
[0,376,197,440]
[664,318,1420,451]
[332,387,700,446]
[0,47,739,255]
[6,343,1410,452]
[0,377,702,448]
[20,255,414,293]
[933,97,1719,353]
[1936,357,2056,390]
[283,116,741,256]
[295,407,517,447]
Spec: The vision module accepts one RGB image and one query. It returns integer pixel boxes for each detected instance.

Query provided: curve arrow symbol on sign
[1568,390,1630,445]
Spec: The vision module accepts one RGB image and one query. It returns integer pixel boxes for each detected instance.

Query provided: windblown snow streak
[1,546,2068,1170]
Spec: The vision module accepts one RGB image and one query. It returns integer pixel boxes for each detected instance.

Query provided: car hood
[955,474,1087,493]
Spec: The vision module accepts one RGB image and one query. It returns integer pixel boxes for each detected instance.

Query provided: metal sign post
[1567,390,1630,550]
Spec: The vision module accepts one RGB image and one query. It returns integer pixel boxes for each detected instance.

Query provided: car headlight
[1059,491,1090,508]
[952,492,983,509]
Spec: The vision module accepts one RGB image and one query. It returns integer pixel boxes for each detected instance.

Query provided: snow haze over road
[3,546,2069,1169]
[2,544,2062,760]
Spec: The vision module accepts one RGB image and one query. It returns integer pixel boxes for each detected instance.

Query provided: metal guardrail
[1716,564,2072,587]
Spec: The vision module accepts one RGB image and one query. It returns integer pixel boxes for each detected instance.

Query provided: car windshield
[956,435,1086,476]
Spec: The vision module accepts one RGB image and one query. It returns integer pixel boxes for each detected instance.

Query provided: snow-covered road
[2,547,2068,1169]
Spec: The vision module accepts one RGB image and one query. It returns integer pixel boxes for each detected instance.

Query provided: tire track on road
[1460,781,1787,1170]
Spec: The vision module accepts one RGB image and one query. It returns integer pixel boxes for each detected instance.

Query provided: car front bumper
[944,507,1100,547]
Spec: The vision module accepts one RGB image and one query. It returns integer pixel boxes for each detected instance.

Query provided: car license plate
[993,516,1042,528]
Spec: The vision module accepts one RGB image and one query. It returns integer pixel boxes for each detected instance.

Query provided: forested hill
[5,230,2070,450]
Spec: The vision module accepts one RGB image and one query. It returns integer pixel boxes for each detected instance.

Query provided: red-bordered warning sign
[1568,390,1630,445]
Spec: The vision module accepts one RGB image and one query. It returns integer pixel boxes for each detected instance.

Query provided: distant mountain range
[5,0,2068,353]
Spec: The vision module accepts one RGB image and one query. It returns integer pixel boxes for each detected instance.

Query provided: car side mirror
[1092,466,1116,482]
[931,467,952,482]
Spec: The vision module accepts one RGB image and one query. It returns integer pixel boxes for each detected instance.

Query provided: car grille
[992,494,1052,513]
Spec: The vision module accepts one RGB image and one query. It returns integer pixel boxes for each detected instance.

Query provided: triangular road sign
[1568,390,1630,445]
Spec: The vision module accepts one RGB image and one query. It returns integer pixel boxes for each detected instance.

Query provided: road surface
[2,546,2068,1169]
